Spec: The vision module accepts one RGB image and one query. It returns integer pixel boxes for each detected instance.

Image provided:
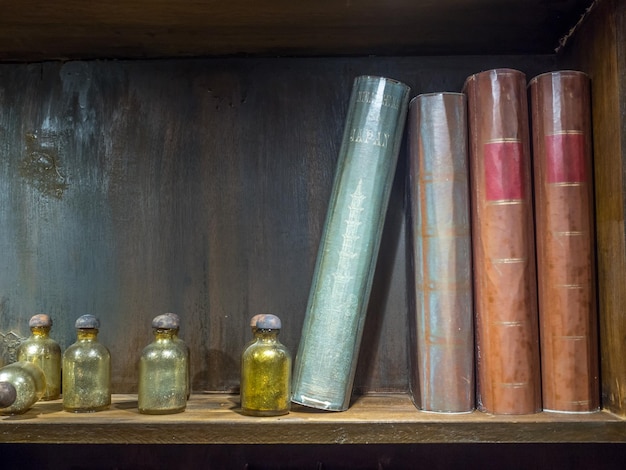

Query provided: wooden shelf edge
[1,394,625,445]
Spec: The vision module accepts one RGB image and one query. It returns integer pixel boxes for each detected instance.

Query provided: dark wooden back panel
[0,56,554,393]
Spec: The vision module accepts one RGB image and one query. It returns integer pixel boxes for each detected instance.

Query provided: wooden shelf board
[0,0,592,61]
[1,394,624,445]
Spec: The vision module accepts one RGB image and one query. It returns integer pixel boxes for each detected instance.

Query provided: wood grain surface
[0,56,556,397]
[1,393,624,444]
[0,1,592,61]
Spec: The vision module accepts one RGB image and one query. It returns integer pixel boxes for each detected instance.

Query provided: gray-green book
[292,75,410,411]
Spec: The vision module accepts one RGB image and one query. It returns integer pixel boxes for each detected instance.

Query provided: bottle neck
[76,328,99,341]
[258,329,279,343]
[154,328,176,341]
[31,326,51,338]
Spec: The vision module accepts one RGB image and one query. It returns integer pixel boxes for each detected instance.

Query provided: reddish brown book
[464,68,541,414]
[529,70,599,413]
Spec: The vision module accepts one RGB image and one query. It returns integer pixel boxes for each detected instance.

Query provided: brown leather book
[406,92,474,413]
[464,68,541,414]
[529,70,600,413]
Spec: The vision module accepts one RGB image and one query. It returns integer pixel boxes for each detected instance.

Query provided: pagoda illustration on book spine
[325,179,365,316]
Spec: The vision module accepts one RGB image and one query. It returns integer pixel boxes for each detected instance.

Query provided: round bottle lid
[164,312,180,323]
[0,382,17,408]
[152,313,179,329]
[255,314,281,330]
[29,313,52,328]
[75,314,100,329]
[249,314,264,328]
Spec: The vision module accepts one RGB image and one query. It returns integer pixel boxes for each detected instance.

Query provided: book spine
[407,92,474,413]
[529,71,599,412]
[291,75,410,411]
[464,68,541,414]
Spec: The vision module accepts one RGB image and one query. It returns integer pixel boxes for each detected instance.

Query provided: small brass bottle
[138,314,188,414]
[17,314,62,400]
[240,314,292,416]
[63,315,111,412]
[0,361,46,415]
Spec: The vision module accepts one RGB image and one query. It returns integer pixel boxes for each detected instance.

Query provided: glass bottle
[17,313,62,400]
[138,313,188,414]
[165,312,191,399]
[240,314,292,416]
[0,361,46,415]
[63,314,111,412]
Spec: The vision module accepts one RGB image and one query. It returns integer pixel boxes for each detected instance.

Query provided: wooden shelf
[0,0,592,61]
[1,1,625,465]
[2,394,625,445]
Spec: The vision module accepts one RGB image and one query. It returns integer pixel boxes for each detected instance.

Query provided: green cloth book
[291,75,410,411]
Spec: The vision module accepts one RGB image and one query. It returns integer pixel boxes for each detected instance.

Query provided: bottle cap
[255,314,281,330]
[152,313,179,329]
[29,313,52,328]
[0,382,17,408]
[164,312,180,325]
[249,314,264,328]
[75,314,100,329]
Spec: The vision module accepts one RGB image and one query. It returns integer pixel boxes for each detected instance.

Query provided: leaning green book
[292,75,410,411]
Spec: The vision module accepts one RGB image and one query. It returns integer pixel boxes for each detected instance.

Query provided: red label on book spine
[484,140,524,200]
[546,133,585,183]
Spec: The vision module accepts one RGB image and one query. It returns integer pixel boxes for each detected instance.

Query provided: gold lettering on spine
[349,128,390,148]
[355,91,400,109]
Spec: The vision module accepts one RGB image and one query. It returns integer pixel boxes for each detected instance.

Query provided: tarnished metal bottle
[63,315,111,412]
[138,314,188,414]
[0,361,46,415]
[17,314,62,400]
[241,314,291,416]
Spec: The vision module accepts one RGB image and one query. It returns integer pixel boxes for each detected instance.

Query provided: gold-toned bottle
[240,314,292,416]
[63,315,111,412]
[165,312,191,399]
[138,314,188,414]
[0,361,46,415]
[17,314,62,400]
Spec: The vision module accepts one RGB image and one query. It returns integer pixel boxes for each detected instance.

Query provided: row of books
[291,69,598,415]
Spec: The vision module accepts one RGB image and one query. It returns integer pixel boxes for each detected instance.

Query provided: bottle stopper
[152,313,179,329]
[255,314,281,330]
[75,314,100,329]
[29,314,52,328]
[249,314,264,328]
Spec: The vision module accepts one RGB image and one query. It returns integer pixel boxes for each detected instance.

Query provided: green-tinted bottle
[138,314,188,414]
[241,314,292,416]
[63,315,111,412]
[17,314,62,400]
[0,361,46,415]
